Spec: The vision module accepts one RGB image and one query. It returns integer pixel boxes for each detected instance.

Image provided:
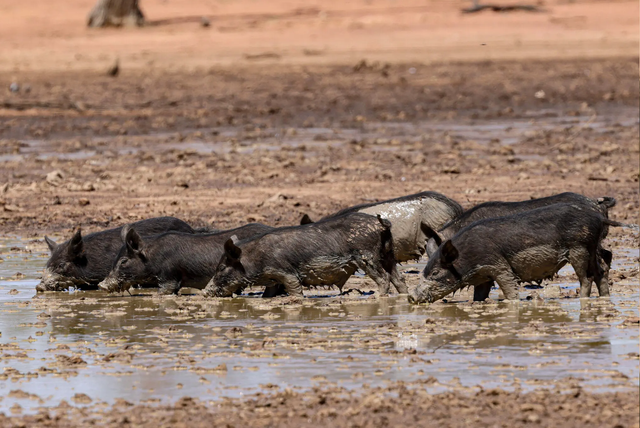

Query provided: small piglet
[425,192,616,257]
[98,223,273,294]
[410,203,630,304]
[38,217,195,292]
[204,212,407,297]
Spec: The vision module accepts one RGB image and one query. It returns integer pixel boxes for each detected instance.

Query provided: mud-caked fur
[37,217,195,292]
[98,223,274,294]
[205,212,407,297]
[302,191,463,263]
[424,192,617,291]
[410,203,622,304]
[425,192,615,256]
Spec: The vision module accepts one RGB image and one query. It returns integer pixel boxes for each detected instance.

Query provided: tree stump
[87,0,144,28]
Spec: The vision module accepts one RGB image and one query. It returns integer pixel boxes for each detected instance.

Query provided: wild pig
[301,191,462,263]
[98,223,274,294]
[425,192,616,257]
[37,217,196,292]
[409,203,630,304]
[204,213,407,297]
[424,192,617,294]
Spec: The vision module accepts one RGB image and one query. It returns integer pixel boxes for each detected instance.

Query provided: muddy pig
[424,192,617,293]
[37,217,196,292]
[409,203,632,304]
[98,223,274,294]
[301,191,462,263]
[425,192,616,257]
[204,212,407,298]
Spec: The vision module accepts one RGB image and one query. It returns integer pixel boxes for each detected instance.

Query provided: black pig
[98,223,274,294]
[424,192,617,295]
[37,217,195,292]
[204,213,407,297]
[410,203,630,304]
[425,192,616,256]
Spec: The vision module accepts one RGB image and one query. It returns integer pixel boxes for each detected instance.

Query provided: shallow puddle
[0,236,638,414]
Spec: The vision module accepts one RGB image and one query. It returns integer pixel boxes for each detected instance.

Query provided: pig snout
[208,286,233,298]
[98,275,120,293]
[36,281,49,292]
[203,277,235,298]
[37,269,63,292]
[408,282,434,304]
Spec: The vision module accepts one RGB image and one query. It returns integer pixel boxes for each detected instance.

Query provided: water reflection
[0,237,638,414]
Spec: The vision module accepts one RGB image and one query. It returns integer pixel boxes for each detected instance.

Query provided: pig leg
[494,271,519,301]
[331,276,351,294]
[473,281,493,301]
[270,274,303,297]
[158,280,181,295]
[570,247,594,298]
[389,265,408,294]
[360,261,392,295]
[595,248,612,297]
[262,284,287,298]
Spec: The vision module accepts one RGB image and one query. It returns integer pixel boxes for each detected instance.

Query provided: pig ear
[224,237,242,260]
[67,228,85,258]
[421,223,442,246]
[125,227,146,258]
[120,224,131,243]
[440,240,459,266]
[300,214,314,225]
[44,236,58,253]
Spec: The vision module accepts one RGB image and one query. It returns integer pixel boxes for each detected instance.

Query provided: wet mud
[1,234,639,424]
[1,59,638,234]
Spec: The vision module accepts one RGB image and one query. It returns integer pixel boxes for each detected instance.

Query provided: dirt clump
[0,385,637,428]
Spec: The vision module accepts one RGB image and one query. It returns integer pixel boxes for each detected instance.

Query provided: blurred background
[1,0,637,71]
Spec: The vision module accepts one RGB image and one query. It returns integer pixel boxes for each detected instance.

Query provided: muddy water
[0,237,638,414]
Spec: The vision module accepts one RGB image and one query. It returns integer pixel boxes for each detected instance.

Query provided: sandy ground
[0,0,639,426]
[0,0,637,71]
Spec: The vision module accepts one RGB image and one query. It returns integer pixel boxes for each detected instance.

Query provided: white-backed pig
[301,191,463,263]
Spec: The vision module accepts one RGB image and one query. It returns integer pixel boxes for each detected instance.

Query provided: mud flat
[1,0,639,425]
[1,57,639,426]
[0,234,639,426]
[1,58,638,234]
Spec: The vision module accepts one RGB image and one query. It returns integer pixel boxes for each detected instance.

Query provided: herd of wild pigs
[36,191,635,304]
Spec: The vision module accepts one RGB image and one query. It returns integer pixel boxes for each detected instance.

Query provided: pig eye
[431,268,440,276]
[120,258,129,266]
